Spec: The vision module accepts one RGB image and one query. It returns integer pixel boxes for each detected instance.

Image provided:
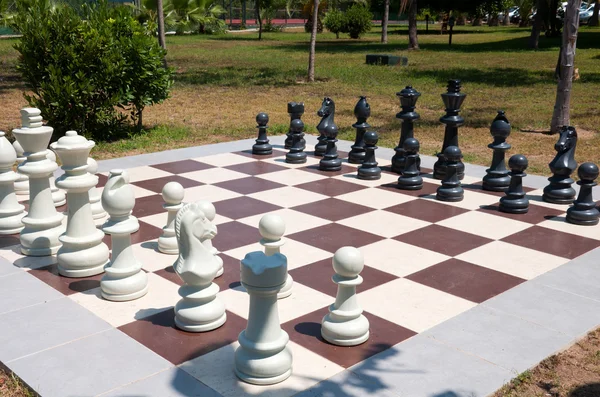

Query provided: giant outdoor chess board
[1,135,600,397]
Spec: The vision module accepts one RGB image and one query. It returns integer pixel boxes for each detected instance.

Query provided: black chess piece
[482,110,511,192]
[348,96,370,164]
[286,119,307,164]
[284,102,304,150]
[252,112,272,155]
[391,86,421,174]
[315,97,335,157]
[397,137,423,190]
[566,162,600,225]
[499,154,529,214]
[543,126,578,204]
[433,80,466,181]
[319,123,342,171]
[436,146,464,202]
[357,131,381,180]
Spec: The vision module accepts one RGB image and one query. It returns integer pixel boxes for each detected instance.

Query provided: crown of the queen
[20,108,43,128]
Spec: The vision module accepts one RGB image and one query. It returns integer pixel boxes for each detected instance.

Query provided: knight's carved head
[555,126,578,152]
[318,97,335,117]
[175,202,217,260]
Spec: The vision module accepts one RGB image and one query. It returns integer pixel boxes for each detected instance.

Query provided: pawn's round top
[508,154,528,172]
[325,123,339,138]
[403,137,420,152]
[0,131,17,168]
[290,118,304,133]
[363,131,378,146]
[87,157,98,174]
[196,200,216,222]
[443,145,462,161]
[162,181,185,205]
[333,246,364,278]
[259,214,285,241]
[256,112,269,126]
[578,162,599,182]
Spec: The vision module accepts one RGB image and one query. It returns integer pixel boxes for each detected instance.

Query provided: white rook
[51,131,109,277]
[0,131,25,234]
[235,251,293,385]
[12,108,64,256]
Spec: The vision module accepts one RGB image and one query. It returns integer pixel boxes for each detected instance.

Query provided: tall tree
[307,0,319,81]
[157,0,167,53]
[256,2,263,39]
[407,0,418,49]
[589,0,599,25]
[550,0,582,133]
[529,0,547,48]
[381,0,389,43]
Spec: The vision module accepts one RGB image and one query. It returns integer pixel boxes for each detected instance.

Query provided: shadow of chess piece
[499,154,529,214]
[286,119,307,164]
[252,112,272,155]
[482,110,511,192]
[433,80,466,181]
[357,131,381,180]
[348,96,370,164]
[436,146,464,202]
[566,162,600,225]
[319,124,342,172]
[543,126,578,204]
[397,137,423,190]
[315,97,335,157]
[392,86,421,174]
[284,102,304,149]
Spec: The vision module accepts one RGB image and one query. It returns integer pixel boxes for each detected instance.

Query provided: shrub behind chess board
[10,0,174,141]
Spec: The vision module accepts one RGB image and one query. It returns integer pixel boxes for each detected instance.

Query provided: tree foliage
[323,8,344,37]
[341,3,372,38]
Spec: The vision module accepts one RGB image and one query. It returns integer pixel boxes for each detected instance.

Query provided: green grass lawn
[1,24,600,175]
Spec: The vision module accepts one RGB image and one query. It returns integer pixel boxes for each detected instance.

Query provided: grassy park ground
[1,25,600,175]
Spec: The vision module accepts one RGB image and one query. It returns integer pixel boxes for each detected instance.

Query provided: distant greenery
[324,3,372,39]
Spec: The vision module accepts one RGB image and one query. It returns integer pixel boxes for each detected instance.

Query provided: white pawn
[321,247,370,346]
[46,149,66,207]
[259,214,293,299]
[173,202,226,332]
[235,251,292,385]
[0,131,25,234]
[87,157,107,225]
[157,182,184,254]
[100,170,148,301]
[12,140,28,196]
[196,200,223,277]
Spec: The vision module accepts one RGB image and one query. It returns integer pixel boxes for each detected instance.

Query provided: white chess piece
[46,149,66,207]
[259,214,293,299]
[87,157,107,225]
[196,200,223,277]
[321,246,370,346]
[12,108,64,256]
[173,202,226,332]
[12,140,28,196]
[157,181,184,254]
[0,131,25,234]
[235,251,293,385]
[51,131,109,277]
[100,169,149,301]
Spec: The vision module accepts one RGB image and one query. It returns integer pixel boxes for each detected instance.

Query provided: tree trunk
[257,5,263,40]
[549,0,559,35]
[550,0,582,133]
[529,0,545,48]
[589,0,599,25]
[472,17,482,26]
[408,0,419,49]
[307,0,319,82]
[381,0,389,43]
[503,9,510,25]
[156,0,167,67]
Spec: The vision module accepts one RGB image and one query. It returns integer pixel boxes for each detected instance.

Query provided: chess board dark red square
[212,221,259,252]
[150,159,213,174]
[394,224,493,256]
[214,177,285,195]
[289,223,384,253]
[295,178,367,197]
[132,175,203,194]
[385,199,470,223]
[478,204,563,224]
[29,263,103,295]
[225,161,287,176]
[214,197,282,220]
[291,198,374,222]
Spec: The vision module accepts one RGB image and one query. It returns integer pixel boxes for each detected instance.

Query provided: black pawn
[397,137,423,190]
[482,110,511,192]
[286,119,307,164]
[319,124,342,171]
[543,126,578,204]
[357,131,381,180]
[499,154,529,214]
[566,162,600,225]
[284,102,304,149]
[252,112,272,155]
[436,146,464,202]
[349,96,370,164]
[392,86,421,174]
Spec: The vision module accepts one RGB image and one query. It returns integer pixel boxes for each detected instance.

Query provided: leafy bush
[341,4,372,39]
[323,9,344,38]
[10,0,173,140]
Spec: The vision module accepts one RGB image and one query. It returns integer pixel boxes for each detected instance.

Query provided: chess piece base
[436,188,464,202]
[277,274,293,299]
[158,235,178,254]
[252,144,272,156]
[57,230,109,277]
[499,200,529,214]
[0,210,25,235]
[482,175,510,192]
[566,208,600,226]
[235,368,292,386]
[20,218,64,257]
[397,176,423,190]
[235,331,293,385]
[285,153,307,164]
[542,190,576,204]
[357,168,381,180]
[101,269,149,301]
[348,151,365,164]
[174,283,227,333]
[319,158,342,172]
[321,313,369,347]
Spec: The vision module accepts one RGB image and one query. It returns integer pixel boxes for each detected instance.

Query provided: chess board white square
[336,188,417,209]
[0,245,57,271]
[419,189,498,211]
[131,242,177,273]
[237,208,331,235]
[359,278,476,333]
[360,239,450,277]
[180,341,343,397]
[248,187,328,208]
[264,156,321,169]
[256,169,327,186]
[183,184,243,204]
[121,167,172,183]
[131,185,157,199]
[436,211,532,240]
[338,211,430,238]
[455,241,569,280]
[193,153,257,167]
[333,172,399,187]
[181,168,248,184]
